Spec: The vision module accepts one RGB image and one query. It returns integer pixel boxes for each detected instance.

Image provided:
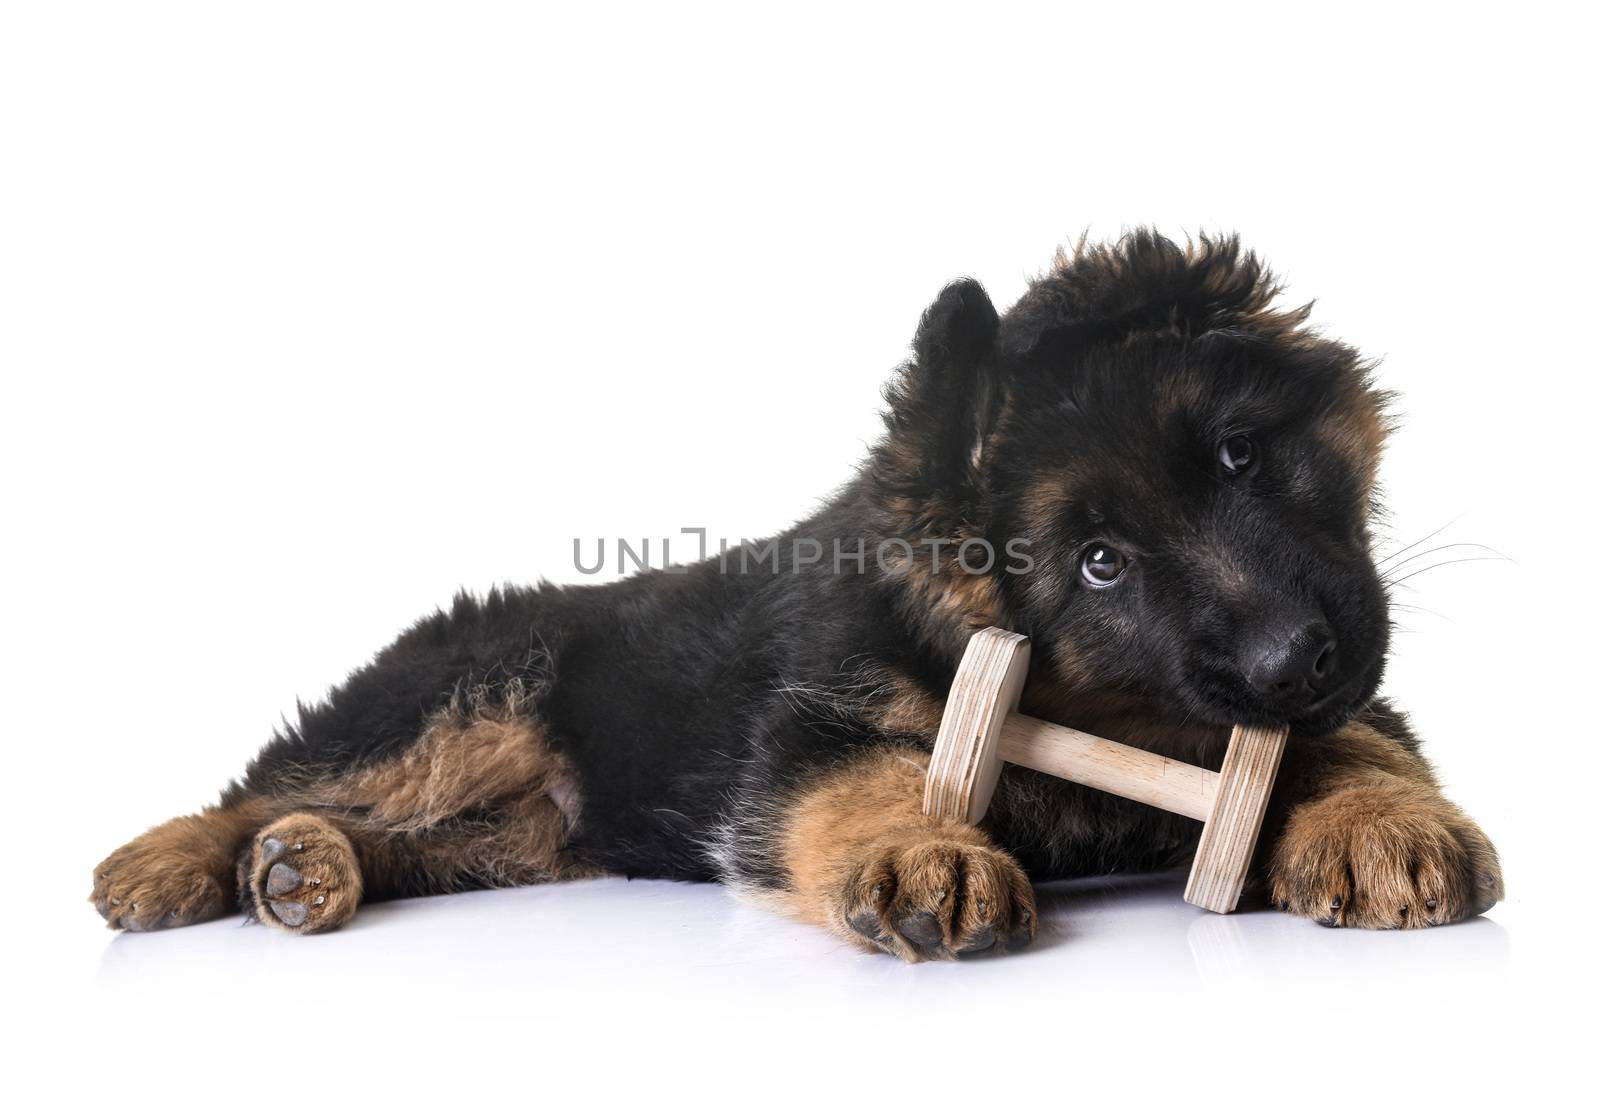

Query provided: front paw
[1270,778,1503,928]
[838,839,1036,961]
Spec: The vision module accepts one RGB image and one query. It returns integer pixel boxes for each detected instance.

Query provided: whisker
[1375,514,1465,564]
[1383,555,1513,589]
[1386,602,1459,626]
[1379,541,1507,580]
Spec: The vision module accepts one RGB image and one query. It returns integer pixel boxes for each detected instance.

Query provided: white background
[3,2,1596,1099]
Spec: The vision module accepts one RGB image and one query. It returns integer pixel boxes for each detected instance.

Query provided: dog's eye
[1080,544,1128,587]
[1219,434,1256,474]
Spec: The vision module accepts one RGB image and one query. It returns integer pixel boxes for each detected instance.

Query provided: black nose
[1244,621,1337,702]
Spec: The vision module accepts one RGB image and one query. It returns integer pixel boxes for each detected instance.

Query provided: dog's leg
[93,698,588,934]
[751,746,1036,961]
[233,788,590,933]
[236,812,365,933]
[1264,708,1503,928]
[91,800,274,931]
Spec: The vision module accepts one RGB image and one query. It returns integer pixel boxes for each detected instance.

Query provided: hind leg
[93,682,586,933]
[233,789,587,935]
[241,813,363,933]
[98,789,585,936]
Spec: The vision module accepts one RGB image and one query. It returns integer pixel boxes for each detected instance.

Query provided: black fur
[229,230,1404,894]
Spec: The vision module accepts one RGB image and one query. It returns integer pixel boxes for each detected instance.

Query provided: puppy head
[874,231,1392,737]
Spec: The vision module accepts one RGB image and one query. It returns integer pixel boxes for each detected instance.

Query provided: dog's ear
[872,279,1002,530]
[912,277,999,373]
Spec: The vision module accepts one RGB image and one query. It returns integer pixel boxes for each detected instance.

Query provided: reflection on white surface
[95,869,1509,1020]
[72,868,1555,1102]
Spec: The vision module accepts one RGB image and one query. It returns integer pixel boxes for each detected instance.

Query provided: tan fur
[1266,720,1501,927]
[1315,385,1391,508]
[1017,466,1102,602]
[1277,718,1438,797]
[306,703,590,897]
[244,812,364,933]
[878,537,1006,639]
[239,791,594,935]
[354,787,594,895]
[93,696,586,933]
[867,672,947,738]
[1155,370,1211,420]
[1269,777,1501,928]
[309,701,574,831]
[91,798,275,931]
[777,747,1035,961]
[1019,467,1084,530]
[1037,637,1098,689]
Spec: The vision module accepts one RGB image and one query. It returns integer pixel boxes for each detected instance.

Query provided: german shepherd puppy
[91,231,1503,957]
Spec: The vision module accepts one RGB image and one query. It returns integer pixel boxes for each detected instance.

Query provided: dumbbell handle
[922,628,1289,913]
[998,713,1217,822]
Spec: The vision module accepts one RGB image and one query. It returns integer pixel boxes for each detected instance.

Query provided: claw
[848,911,884,941]
[894,910,944,949]
[958,925,998,956]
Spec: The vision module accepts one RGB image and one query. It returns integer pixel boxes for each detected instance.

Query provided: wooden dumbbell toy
[923,627,1289,913]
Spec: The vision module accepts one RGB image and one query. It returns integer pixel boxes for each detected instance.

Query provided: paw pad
[265,861,302,896]
[269,899,309,927]
[248,815,362,934]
